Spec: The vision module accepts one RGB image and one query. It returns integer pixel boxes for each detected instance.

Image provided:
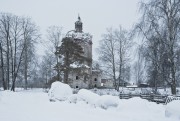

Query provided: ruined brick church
[61,16,102,89]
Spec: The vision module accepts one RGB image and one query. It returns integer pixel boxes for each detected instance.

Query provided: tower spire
[75,14,83,32]
[78,14,81,21]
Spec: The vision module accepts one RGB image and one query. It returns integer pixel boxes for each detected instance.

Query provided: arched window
[94,78,97,81]
[76,86,79,88]
[76,76,79,80]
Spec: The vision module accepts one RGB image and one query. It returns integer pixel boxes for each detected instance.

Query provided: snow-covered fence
[165,96,180,104]
[119,93,167,104]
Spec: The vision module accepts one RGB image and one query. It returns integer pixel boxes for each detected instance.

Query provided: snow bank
[91,89,119,96]
[71,89,119,109]
[118,97,149,111]
[48,81,72,101]
[48,84,120,109]
[95,95,119,109]
[68,94,81,103]
[118,97,164,114]
[1,89,179,121]
[165,100,180,120]
[77,89,100,104]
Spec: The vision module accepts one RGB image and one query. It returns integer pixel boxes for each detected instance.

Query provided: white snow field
[0,82,179,121]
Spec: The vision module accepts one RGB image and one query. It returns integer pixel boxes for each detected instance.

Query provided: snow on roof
[70,63,90,69]
[66,31,92,43]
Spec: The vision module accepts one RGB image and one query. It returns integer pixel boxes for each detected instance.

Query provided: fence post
[119,92,122,99]
[150,93,154,101]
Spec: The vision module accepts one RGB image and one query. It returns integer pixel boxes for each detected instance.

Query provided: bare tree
[134,45,145,86]
[39,51,57,87]
[0,41,6,89]
[98,28,118,90]
[0,13,12,89]
[21,17,40,90]
[135,0,180,94]
[46,26,63,81]
[0,13,40,91]
[114,26,132,89]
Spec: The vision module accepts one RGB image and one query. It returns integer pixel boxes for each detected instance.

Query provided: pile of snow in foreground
[49,82,119,109]
[77,89,99,104]
[48,81,72,101]
[0,89,180,121]
[95,95,119,109]
[165,100,180,120]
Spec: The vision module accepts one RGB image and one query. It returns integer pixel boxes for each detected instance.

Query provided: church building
[58,16,102,89]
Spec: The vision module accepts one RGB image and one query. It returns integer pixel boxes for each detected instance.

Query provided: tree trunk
[0,42,7,90]
[24,40,28,90]
[118,41,122,91]
[6,32,10,89]
[64,69,69,84]
[170,52,176,95]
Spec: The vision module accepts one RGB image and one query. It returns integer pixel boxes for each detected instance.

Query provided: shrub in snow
[165,100,180,120]
[95,95,119,109]
[77,89,100,105]
[48,81,72,102]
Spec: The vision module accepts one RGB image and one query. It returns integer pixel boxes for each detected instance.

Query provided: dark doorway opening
[94,84,97,88]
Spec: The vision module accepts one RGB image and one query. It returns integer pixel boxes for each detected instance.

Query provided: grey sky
[0,0,140,60]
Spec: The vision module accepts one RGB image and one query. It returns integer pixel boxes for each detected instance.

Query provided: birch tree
[114,26,132,89]
[136,0,180,94]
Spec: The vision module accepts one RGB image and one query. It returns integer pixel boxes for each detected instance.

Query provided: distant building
[59,16,103,89]
[115,78,131,87]
[101,79,114,88]
[138,83,149,88]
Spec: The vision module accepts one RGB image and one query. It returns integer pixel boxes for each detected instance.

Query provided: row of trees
[98,0,180,94]
[0,14,66,90]
[135,0,180,94]
[0,13,40,91]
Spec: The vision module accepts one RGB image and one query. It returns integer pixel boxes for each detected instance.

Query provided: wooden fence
[119,93,168,104]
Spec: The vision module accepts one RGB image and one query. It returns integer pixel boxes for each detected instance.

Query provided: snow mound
[48,81,72,101]
[96,95,119,109]
[165,100,180,120]
[68,94,81,103]
[75,89,119,109]
[77,89,100,105]
[118,97,162,113]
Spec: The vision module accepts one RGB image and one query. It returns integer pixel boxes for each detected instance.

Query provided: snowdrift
[49,82,119,109]
[165,100,180,120]
[77,89,100,104]
[48,81,180,119]
[48,81,73,101]
[95,95,119,109]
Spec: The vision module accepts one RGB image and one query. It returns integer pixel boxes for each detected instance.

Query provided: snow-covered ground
[0,83,180,121]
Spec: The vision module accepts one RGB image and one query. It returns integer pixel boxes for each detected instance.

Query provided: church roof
[65,16,92,44]
[66,31,92,43]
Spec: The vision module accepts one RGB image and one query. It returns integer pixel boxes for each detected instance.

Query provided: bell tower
[75,15,83,32]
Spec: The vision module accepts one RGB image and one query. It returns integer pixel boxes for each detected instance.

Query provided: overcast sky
[0,0,141,60]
